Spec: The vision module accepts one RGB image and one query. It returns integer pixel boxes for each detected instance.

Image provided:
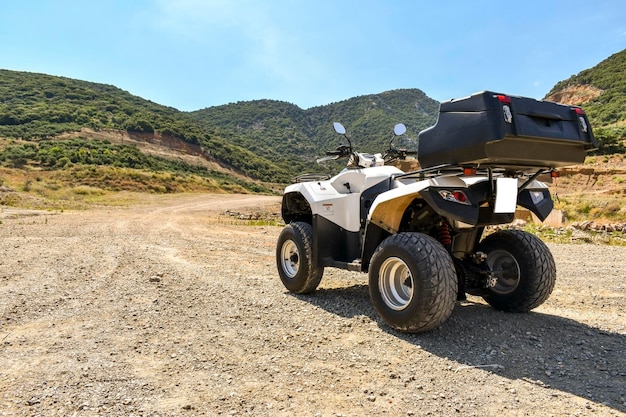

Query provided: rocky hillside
[545,84,604,107]
[545,48,626,154]
[536,49,626,225]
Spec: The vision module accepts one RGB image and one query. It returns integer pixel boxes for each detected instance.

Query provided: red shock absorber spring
[437,221,452,248]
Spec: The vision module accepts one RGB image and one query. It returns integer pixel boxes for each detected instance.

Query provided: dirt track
[1,193,625,416]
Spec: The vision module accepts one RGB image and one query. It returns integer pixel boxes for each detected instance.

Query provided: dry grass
[0,166,233,211]
[549,154,626,223]
[3,153,626,223]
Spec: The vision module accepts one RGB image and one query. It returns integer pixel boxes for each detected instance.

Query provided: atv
[276,91,597,333]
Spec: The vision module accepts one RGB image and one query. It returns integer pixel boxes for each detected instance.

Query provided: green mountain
[189,89,438,175]
[0,69,291,184]
[0,69,438,183]
[544,48,626,153]
[2,46,625,197]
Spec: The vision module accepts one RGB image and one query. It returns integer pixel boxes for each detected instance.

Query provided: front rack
[294,173,331,183]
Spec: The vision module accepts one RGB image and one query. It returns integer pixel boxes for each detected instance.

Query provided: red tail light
[573,107,589,132]
[453,191,468,204]
[496,94,511,104]
[438,190,471,205]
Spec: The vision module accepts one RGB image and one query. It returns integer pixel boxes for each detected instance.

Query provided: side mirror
[333,122,346,135]
[394,123,406,136]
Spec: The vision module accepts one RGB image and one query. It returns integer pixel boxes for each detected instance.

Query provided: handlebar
[325,145,351,156]
[316,145,353,164]
[384,148,417,161]
[318,122,416,166]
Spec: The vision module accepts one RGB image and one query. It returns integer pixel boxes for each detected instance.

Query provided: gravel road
[1,193,625,416]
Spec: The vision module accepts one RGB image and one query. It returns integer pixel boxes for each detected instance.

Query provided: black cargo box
[417,91,598,169]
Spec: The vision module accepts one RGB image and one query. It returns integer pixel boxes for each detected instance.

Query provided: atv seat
[331,171,368,194]
[331,166,404,194]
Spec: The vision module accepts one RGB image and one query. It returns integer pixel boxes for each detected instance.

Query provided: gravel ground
[1,193,625,417]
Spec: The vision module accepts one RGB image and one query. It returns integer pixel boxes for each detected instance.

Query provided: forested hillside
[0,70,291,184]
[189,89,438,175]
[1,45,625,198]
[0,69,189,139]
[0,70,439,183]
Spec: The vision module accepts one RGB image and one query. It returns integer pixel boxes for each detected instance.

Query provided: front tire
[368,233,457,333]
[477,230,556,312]
[276,222,323,294]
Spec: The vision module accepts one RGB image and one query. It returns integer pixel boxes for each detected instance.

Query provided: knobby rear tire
[368,232,457,333]
[477,230,556,312]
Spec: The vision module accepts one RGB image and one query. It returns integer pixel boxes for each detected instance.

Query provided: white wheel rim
[378,257,413,310]
[280,240,299,279]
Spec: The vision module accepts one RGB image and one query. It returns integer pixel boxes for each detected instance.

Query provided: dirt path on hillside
[1,194,624,416]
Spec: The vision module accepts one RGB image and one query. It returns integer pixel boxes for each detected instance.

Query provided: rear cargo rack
[393,163,551,191]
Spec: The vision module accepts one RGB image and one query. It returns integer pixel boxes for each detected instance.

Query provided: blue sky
[1,0,625,111]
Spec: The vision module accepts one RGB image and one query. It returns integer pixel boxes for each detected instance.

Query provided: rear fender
[362,177,484,270]
[418,176,483,225]
[359,181,429,271]
[367,176,487,233]
[367,180,431,234]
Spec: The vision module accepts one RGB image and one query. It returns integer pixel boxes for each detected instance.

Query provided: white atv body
[276,91,597,333]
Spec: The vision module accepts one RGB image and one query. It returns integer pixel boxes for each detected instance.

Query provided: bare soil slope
[1,194,624,416]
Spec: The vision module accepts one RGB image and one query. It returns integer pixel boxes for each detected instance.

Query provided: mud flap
[517,188,553,222]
